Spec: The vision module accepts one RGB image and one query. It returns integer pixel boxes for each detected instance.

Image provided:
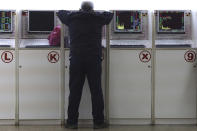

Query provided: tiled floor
[0,125,197,131]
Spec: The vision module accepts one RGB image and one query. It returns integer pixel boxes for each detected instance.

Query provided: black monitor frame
[114,10,143,33]
[28,10,56,33]
[157,10,185,34]
[0,10,13,33]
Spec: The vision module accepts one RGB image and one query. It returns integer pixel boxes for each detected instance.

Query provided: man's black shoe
[93,122,108,129]
[65,123,78,129]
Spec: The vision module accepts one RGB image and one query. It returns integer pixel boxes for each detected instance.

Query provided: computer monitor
[28,11,55,32]
[0,11,12,32]
[157,11,185,33]
[114,11,142,33]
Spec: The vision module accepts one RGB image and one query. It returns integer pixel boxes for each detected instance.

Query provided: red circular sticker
[47,51,59,63]
[184,50,196,63]
[139,50,151,63]
[1,51,13,63]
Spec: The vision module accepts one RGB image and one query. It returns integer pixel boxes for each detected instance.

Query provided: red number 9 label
[184,50,196,63]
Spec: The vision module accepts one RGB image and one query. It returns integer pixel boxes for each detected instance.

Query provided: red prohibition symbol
[47,51,59,63]
[1,51,13,63]
[139,50,151,63]
[184,50,196,63]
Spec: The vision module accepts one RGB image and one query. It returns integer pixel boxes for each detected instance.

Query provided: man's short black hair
[81,1,94,12]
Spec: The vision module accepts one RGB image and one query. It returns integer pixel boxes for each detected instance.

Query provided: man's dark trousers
[67,55,104,125]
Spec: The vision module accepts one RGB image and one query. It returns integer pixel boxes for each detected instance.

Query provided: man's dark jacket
[57,10,113,56]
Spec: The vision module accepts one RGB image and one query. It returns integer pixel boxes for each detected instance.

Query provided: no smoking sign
[184,50,196,63]
[1,51,13,63]
[139,50,151,63]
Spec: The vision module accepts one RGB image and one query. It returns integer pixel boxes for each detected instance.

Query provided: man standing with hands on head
[57,1,113,129]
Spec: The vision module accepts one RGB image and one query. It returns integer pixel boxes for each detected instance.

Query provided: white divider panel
[19,50,61,119]
[109,49,151,119]
[155,50,197,119]
[0,50,15,119]
[65,51,69,119]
